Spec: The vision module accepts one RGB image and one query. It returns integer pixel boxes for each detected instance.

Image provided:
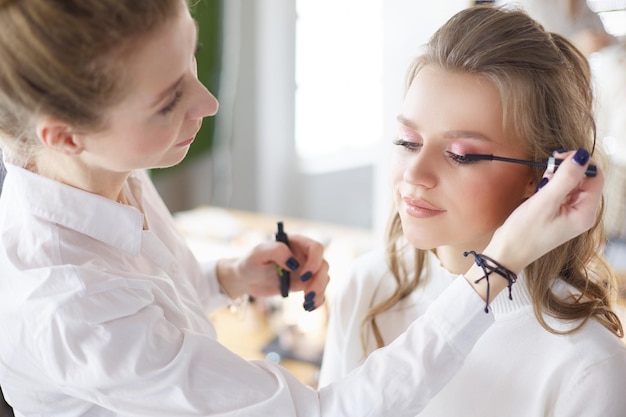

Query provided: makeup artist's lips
[176,137,195,147]
[402,197,445,218]
[177,124,202,147]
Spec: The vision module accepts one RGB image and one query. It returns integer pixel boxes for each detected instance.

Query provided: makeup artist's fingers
[232,234,329,304]
[284,235,331,310]
[487,148,602,272]
[536,149,593,191]
[299,261,330,312]
[532,148,602,243]
[543,149,574,179]
[227,240,297,298]
[543,149,603,229]
[285,235,326,283]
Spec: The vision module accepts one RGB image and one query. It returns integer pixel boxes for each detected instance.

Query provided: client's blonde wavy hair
[362,5,623,353]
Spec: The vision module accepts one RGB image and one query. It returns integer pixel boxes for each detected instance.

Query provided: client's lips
[402,196,444,218]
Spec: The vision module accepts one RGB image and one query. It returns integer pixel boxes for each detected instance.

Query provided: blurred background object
[0,150,5,196]
[591,39,626,278]
[494,0,618,56]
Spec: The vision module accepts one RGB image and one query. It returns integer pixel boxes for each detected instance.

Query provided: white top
[320,248,626,416]
[0,164,494,417]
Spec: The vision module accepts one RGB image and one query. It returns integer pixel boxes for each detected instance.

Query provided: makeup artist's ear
[35,116,85,155]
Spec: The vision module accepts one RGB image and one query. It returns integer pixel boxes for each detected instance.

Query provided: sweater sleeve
[319,277,494,416]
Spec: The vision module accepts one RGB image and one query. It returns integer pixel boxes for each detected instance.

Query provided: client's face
[391,65,535,259]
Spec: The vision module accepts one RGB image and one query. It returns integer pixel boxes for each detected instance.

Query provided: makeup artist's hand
[484,148,603,274]
[464,148,603,301]
[216,235,329,310]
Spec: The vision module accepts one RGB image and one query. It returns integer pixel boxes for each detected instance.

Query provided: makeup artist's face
[77,3,219,173]
[391,65,536,257]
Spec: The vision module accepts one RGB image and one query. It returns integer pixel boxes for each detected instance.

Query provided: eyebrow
[396,115,494,143]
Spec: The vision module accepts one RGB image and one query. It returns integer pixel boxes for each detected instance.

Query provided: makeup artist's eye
[446,152,479,165]
[195,42,203,55]
[160,90,183,115]
[393,138,422,152]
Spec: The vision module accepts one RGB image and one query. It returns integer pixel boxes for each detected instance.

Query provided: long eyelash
[195,41,203,55]
[447,152,480,165]
[392,141,484,166]
[392,138,421,151]
[160,91,183,115]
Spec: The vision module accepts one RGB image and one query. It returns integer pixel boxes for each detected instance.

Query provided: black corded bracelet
[463,251,518,313]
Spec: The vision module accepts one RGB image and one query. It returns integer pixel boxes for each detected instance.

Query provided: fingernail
[300,271,312,282]
[553,148,567,154]
[303,300,316,311]
[305,291,316,302]
[573,148,590,166]
[535,177,549,192]
[286,257,300,271]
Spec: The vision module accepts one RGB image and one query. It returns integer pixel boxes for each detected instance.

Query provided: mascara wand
[462,154,597,177]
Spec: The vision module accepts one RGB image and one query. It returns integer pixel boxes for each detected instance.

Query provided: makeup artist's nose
[189,81,219,119]
[403,147,437,188]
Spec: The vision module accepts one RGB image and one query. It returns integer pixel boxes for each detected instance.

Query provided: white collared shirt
[0,164,493,416]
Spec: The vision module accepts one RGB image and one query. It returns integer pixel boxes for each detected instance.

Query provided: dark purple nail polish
[286,257,300,271]
[303,300,315,311]
[305,291,316,302]
[300,271,312,282]
[573,148,590,166]
[535,177,549,192]
[553,148,567,154]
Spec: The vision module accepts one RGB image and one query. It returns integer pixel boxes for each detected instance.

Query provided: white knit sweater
[320,248,626,416]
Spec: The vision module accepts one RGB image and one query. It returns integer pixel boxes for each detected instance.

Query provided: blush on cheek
[472,177,530,227]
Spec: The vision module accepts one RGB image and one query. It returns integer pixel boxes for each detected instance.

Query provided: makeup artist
[320,6,626,417]
[0,1,607,415]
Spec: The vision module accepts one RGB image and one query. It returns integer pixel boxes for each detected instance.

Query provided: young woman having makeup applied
[0,1,608,415]
[319,6,626,417]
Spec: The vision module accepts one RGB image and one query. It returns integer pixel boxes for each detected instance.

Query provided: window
[295,0,383,167]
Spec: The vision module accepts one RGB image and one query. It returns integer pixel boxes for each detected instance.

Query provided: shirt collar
[4,164,145,255]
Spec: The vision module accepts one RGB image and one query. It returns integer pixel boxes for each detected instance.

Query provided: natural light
[294,0,383,163]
